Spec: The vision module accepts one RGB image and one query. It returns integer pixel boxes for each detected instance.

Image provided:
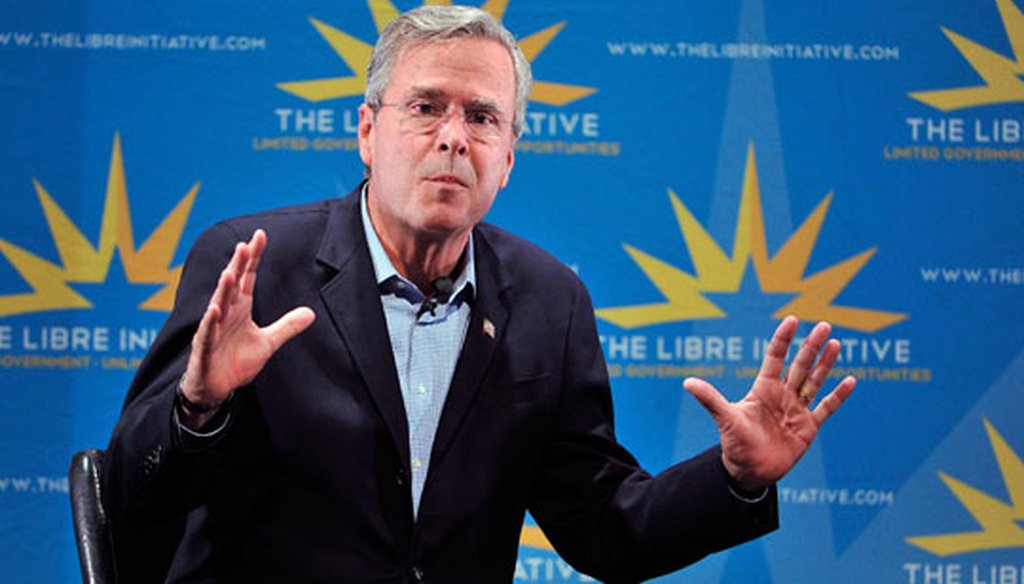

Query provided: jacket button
[411,566,424,581]
[396,468,406,487]
[142,445,165,479]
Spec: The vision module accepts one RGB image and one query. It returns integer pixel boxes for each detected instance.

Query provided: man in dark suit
[104,5,855,582]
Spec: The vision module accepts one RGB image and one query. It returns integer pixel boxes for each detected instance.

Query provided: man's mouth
[426,174,468,187]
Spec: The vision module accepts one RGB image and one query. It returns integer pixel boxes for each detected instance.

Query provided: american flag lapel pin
[483,318,496,339]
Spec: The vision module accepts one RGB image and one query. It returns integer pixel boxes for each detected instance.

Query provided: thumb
[683,377,730,422]
[263,306,316,353]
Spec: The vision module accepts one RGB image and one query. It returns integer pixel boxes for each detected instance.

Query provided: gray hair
[365,5,532,138]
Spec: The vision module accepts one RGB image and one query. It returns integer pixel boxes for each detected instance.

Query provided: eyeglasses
[378,99,510,142]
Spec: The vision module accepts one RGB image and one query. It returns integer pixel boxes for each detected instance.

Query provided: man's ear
[499,141,516,189]
[357,103,375,167]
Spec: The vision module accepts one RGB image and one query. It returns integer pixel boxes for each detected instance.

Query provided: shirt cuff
[727,482,771,504]
[172,398,234,452]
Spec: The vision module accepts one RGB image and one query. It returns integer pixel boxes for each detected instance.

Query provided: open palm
[181,229,315,409]
[684,317,856,490]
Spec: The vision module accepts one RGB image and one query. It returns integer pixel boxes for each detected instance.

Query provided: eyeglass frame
[374,94,513,142]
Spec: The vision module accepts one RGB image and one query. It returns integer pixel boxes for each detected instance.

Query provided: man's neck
[381,232,469,294]
[366,206,469,294]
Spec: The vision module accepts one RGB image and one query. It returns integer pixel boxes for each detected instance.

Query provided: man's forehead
[397,36,508,61]
[389,38,515,92]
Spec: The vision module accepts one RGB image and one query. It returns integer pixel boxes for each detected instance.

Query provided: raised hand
[683,316,855,491]
[179,229,315,422]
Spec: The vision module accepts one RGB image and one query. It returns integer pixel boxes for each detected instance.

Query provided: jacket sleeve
[528,279,778,582]
[101,222,247,580]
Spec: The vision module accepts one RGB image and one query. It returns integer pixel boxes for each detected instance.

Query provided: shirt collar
[360,183,476,302]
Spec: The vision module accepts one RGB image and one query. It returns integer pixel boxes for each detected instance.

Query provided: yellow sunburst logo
[909,0,1024,110]
[0,134,197,317]
[907,419,1024,556]
[595,143,907,334]
[277,0,596,107]
[519,524,554,552]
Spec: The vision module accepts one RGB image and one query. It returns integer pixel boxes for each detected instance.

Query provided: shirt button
[411,457,422,469]
[417,384,427,396]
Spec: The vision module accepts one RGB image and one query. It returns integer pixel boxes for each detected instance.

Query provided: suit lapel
[429,231,508,466]
[316,189,410,467]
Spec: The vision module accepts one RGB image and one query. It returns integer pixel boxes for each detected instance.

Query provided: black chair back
[69,449,117,584]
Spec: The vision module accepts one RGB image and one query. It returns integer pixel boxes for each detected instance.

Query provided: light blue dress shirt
[360,188,475,517]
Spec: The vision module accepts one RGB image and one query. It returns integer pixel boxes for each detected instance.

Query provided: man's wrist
[174,375,235,433]
[175,374,226,414]
[720,452,771,503]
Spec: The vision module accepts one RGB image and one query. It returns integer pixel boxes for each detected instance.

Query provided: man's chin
[416,217,471,239]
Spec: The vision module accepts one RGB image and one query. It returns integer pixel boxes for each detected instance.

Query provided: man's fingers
[207,269,236,322]
[683,377,730,421]
[785,321,831,391]
[212,230,266,315]
[799,339,840,406]
[811,375,856,426]
[191,304,218,353]
[757,316,799,381]
[240,229,267,296]
[226,241,250,307]
[185,301,222,387]
[263,307,316,353]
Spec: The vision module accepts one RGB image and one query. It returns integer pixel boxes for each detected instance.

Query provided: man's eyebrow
[406,86,448,101]
[466,96,503,113]
[404,87,505,113]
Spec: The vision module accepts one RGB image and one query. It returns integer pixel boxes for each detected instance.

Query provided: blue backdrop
[2,0,1022,581]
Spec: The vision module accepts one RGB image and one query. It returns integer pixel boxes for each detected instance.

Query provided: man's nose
[436,110,469,156]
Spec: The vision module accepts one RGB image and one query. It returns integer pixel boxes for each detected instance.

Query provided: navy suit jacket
[104,187,777,583]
